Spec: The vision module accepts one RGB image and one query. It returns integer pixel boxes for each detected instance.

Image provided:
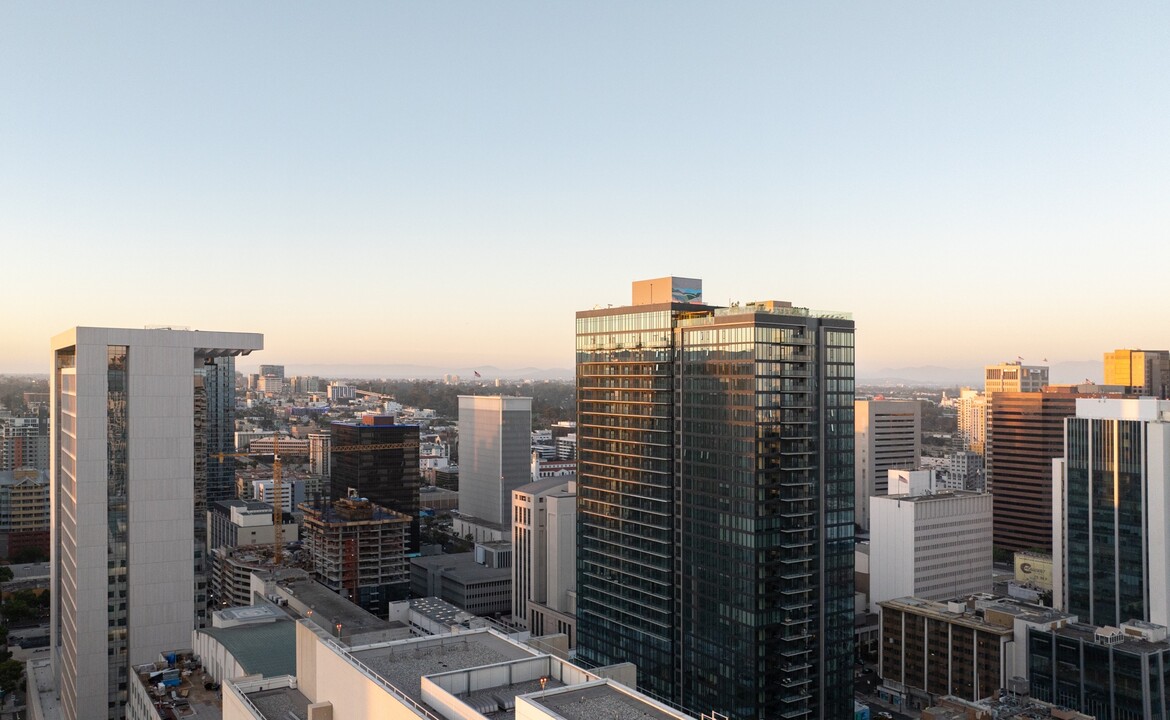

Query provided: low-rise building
[207,499,298,552]
[419,485,459,512]
[210,545,293,609]
[927,694,1093,720]
[251,477,308,515]
[411,547,512,616]
[125,649,219,720]
[248,434,310,457]
[879,595,1074,710]
[531,455,576,481]
[221,621,668,720]
[1029,619,1170,719]
[193,605,297,684]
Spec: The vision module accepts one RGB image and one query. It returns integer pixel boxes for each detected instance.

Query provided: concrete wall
[1148,424,1170,627]
[52,328,264,719]
[869,496,916,613]
[911,494,993,602]
[193,629,245,684]
[545,493,575,613]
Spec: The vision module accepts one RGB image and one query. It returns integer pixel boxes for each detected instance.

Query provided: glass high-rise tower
[1055,398,1170,629]
[575,277,855,720]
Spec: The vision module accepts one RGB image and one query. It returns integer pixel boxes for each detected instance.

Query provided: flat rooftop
[352,630,539,705]
[411,552,512,584]
[132,651,222,719]
[1051,622,1170,654]
[277,576,405,638]
[530,681,685,720]
[881,595,1073,632]
[882,489,987,503]
[411,596,474,626]
[459,676,567,720]
[241,684,312,720]
[53,326,263,356]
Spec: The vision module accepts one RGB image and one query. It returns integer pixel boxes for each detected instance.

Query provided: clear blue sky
[2,3,1167,374]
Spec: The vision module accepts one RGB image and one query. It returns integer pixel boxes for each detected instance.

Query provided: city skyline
[3,4,1168,374]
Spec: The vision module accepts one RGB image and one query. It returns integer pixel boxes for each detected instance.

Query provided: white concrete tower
[50,327,262,720]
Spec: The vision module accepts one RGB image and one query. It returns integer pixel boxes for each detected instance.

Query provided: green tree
[0,566,12,584]
[2,597,29,624]
[0,658,24,694]
[12,547,47,564]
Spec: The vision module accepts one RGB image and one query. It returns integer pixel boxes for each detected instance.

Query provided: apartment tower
[50,327,262,720]
[956,388,987,455]
[575,277,855,719]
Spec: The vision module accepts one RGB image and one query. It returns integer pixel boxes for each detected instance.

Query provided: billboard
[1014,552,1053,591]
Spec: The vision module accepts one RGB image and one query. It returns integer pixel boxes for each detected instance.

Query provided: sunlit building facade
[1053,398,1170,628]
[984,362,1048,394]
[575,277,855,720]
[1104,349,1170,398]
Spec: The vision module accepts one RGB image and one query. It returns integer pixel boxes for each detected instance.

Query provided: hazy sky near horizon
[2,3,1167,375]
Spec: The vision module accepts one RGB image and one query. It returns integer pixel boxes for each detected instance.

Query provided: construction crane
[214,435,419,564]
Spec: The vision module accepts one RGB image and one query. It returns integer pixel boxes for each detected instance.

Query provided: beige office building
[855,399,921,530]
[984,361,1048,394]
[512,478,576,647]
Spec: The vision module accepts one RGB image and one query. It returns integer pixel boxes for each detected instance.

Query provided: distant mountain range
[859,361,1102,387]
[250,364,575,382]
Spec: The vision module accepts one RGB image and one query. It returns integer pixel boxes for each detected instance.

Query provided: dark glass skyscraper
[575,278,855,720]
[330,416,421,552]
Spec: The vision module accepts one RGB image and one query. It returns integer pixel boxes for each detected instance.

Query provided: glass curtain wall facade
[1029,627,1169,720]
[576,307,678,701]
[329,421,421,553]
[1065,417,1148,627]
[197,357,236,504]
[106,346,130,716]
[576,297,855,720]
[193,357,233,629]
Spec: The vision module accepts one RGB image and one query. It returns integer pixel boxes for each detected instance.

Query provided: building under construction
[301,493,412,617]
